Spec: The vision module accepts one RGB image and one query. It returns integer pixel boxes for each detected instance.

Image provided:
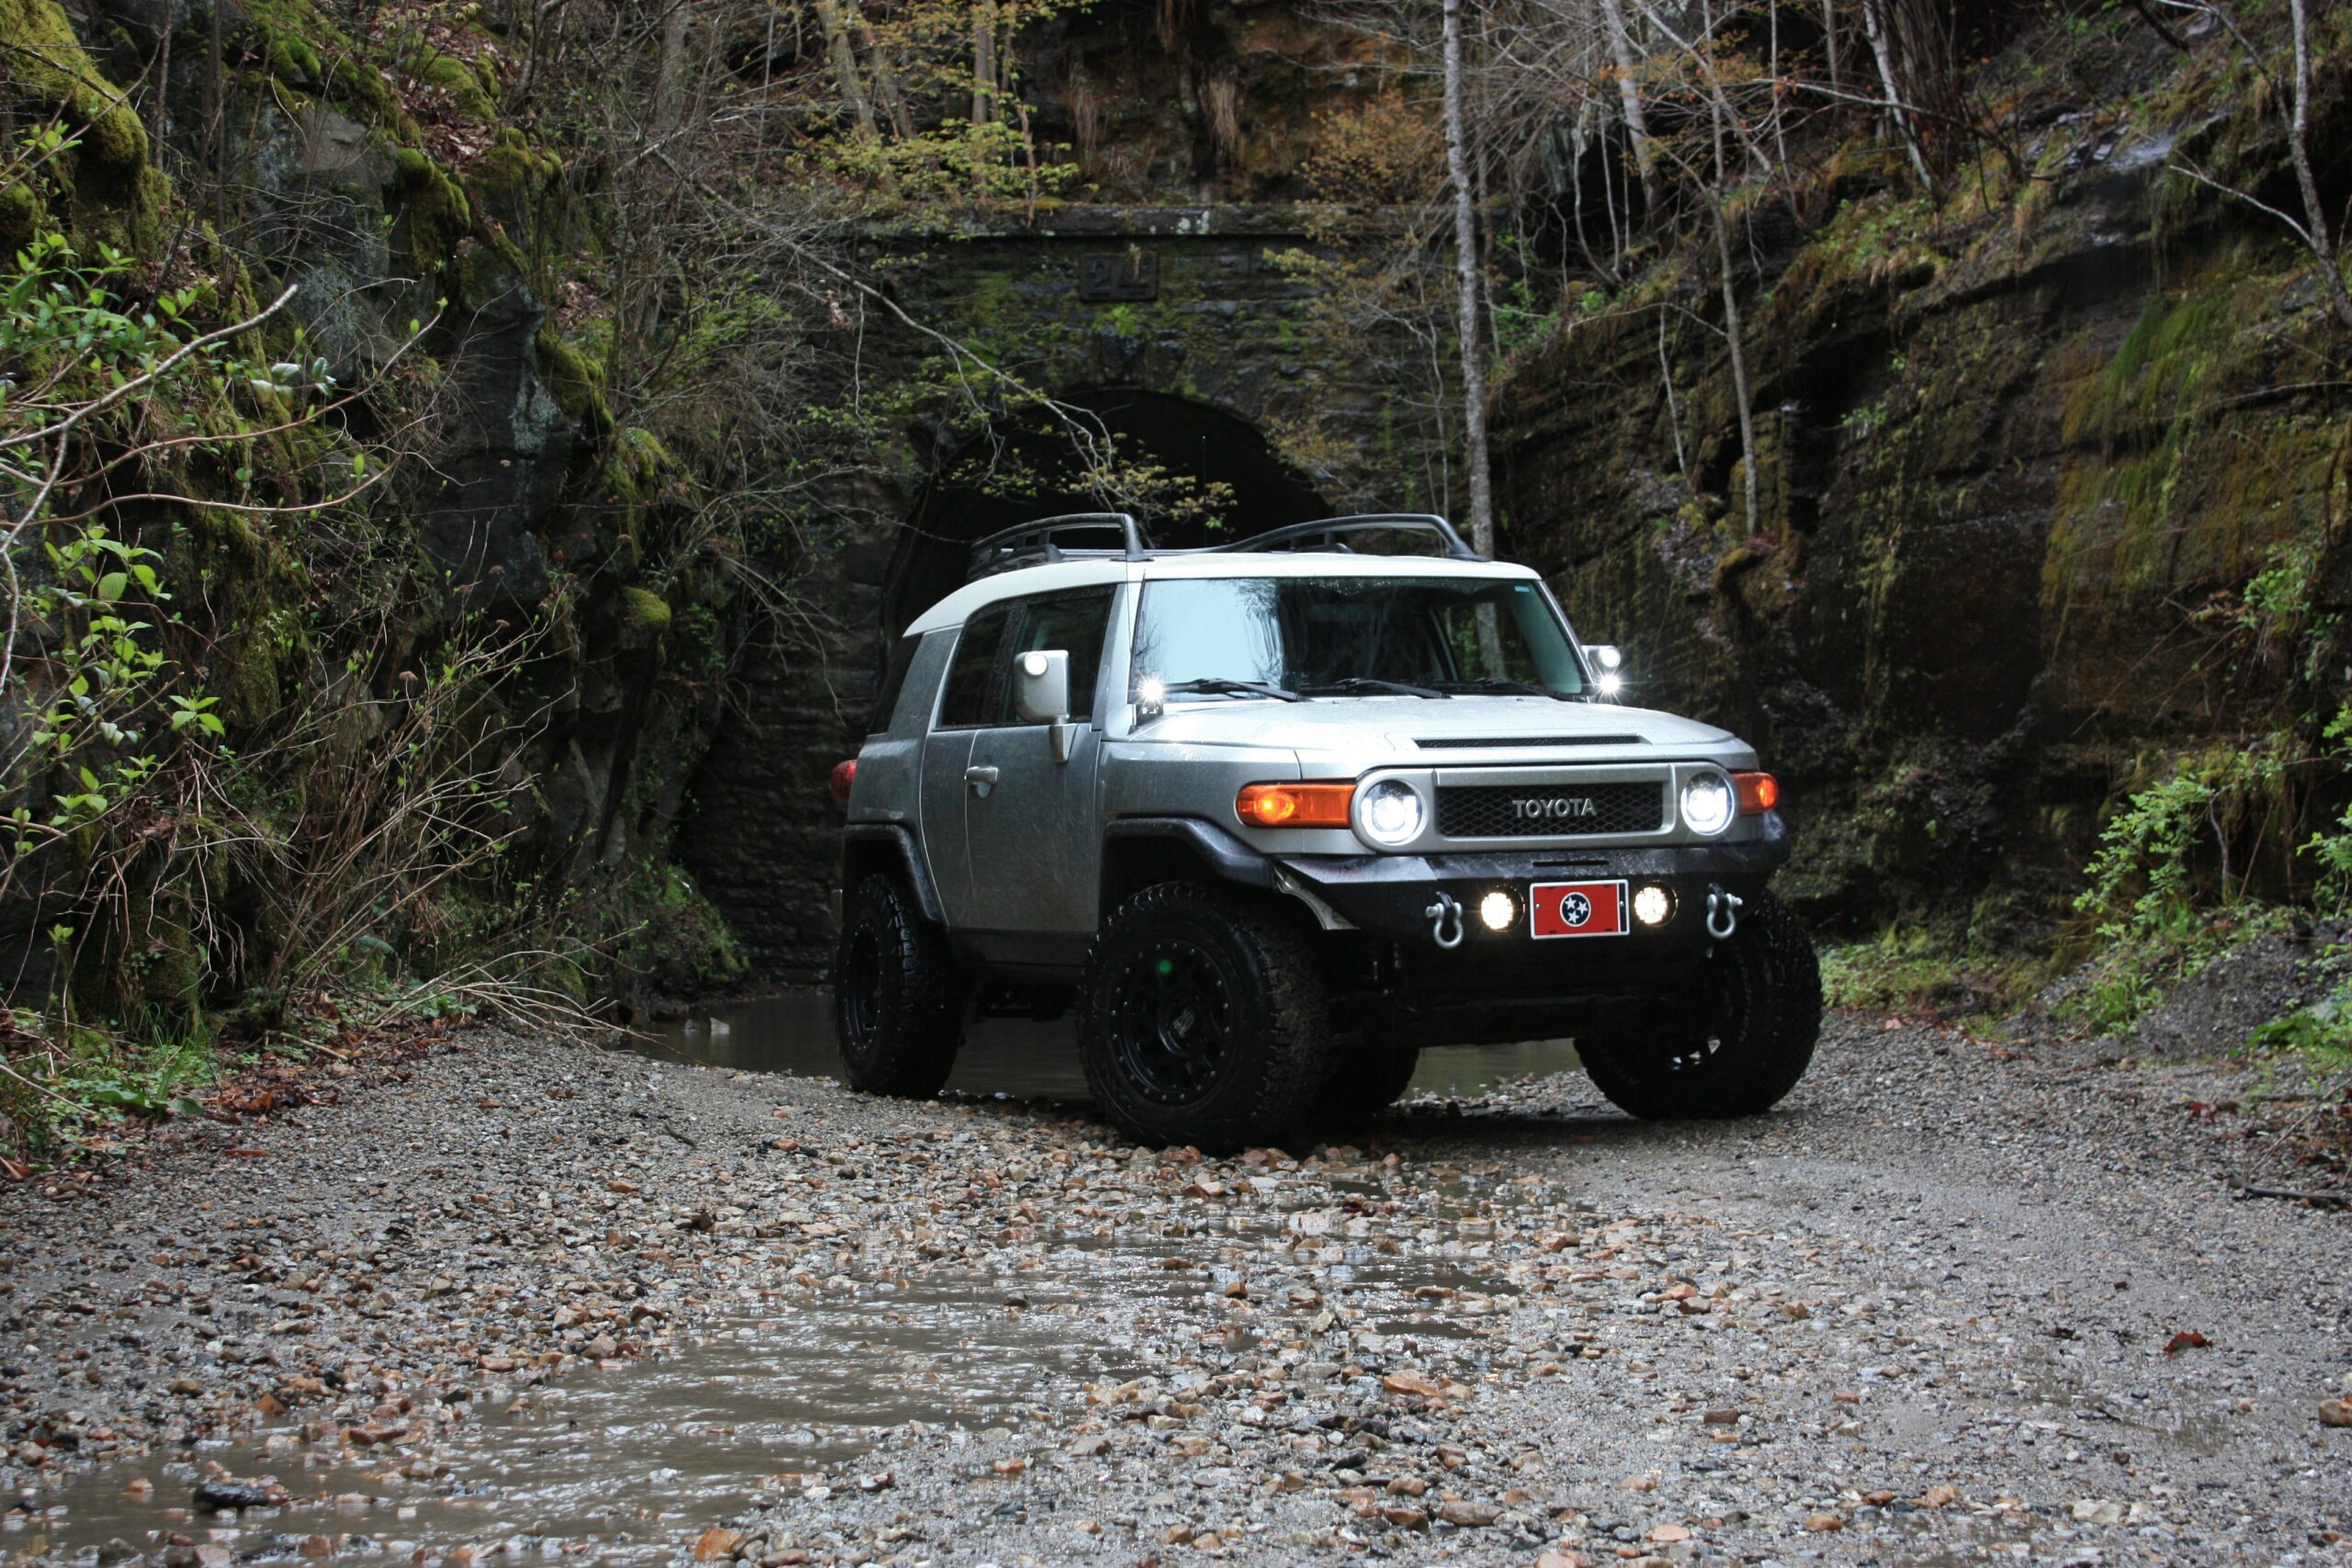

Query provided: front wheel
[833,874,965,1098]
[1579,889,1820,1120]
[1080,882,1330,1152]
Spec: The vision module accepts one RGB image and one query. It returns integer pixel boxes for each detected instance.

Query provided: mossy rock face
[0,0,166,251]
[1490,52,2350,948]
[390,148,474,282]
[0,178,51,254]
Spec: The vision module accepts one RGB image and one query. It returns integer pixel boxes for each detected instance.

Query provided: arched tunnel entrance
[882,389,1329,639]
[680,390,1329,980]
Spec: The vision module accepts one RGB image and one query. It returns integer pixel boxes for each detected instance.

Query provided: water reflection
[640,991,1582,1102]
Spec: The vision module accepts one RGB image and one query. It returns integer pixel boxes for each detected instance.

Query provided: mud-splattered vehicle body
[831,514,1818,1148]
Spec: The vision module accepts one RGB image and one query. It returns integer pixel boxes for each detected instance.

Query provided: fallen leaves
[2165,1331,2211,1355]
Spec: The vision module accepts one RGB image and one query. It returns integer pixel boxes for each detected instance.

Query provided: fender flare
[841,823,948,925]
[1102,817,1276,890]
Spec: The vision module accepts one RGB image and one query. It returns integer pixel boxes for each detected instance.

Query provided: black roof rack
[1212,513,1484,561]
[957,510,1483,584]
[965,513,1150,581]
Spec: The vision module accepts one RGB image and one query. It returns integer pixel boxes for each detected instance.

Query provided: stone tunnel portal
[681,390,1330,982]
[882,389,1329,640]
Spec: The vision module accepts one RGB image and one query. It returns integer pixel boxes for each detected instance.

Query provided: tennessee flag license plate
[1530,880,1630,939]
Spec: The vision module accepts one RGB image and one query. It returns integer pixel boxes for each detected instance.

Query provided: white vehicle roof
[904,550,1546,636]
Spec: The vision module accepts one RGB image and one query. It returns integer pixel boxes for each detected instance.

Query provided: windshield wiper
[1430,678,1582,702]
[1298,676,1450,699]
[1154,676,1305,703]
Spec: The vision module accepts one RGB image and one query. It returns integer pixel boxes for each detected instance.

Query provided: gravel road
[2,1014,2347,1568]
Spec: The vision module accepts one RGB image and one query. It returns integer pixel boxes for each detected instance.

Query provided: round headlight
[1680,773,1736,837]
[1356,779,1426,848]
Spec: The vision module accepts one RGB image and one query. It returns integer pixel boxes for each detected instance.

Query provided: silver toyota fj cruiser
[831,513,1819,1150]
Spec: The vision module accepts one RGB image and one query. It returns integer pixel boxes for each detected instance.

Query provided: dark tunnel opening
[880,390,1329,640]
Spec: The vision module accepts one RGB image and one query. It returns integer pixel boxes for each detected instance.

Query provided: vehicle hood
[1127,694,1737,753]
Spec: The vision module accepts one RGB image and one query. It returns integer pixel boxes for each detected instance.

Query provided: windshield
[1130,576,1589,700]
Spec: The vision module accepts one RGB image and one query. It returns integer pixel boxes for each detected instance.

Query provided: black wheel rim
[839,928,882,1056]
[1660,943,1750,1075]
[1109,938,1235,1106]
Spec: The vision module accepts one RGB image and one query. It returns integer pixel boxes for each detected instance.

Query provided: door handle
[964,764,1000,793]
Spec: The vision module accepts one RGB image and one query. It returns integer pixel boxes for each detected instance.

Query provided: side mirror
[1014,649,1071,724]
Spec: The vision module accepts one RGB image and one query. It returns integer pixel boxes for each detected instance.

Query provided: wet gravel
[3,1017,2349,1567]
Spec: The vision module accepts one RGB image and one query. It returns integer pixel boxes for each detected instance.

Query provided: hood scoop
[1413,734,1647,750]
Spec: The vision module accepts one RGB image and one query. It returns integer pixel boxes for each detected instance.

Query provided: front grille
[1436,781,1667,839]
[1414,735,1646,750]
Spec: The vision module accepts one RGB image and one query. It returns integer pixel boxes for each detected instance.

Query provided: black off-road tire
[1080,881,1330,1152]
[1579,889,1820,1120]
[1313,1030,1420,1128]
[833,874,966,1099]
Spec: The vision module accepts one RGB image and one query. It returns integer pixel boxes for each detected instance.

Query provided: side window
[936,604,1012,729]
[1009,587,1116,723]
[865,635,922,736]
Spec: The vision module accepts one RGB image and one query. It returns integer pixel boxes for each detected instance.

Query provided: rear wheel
[1579,889,1820,1120]
[833,874,965,1098]
[1080,882,1329,1152]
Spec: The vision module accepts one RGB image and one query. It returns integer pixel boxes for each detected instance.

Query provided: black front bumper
[1273,812,1791,957]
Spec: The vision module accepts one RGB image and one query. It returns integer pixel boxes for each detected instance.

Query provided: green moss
[0,178,51,255]
[418,54,494,121]
[537,331,612,431]
[619,586,673,635]
[390,148,473,279]
[0,0,164,247]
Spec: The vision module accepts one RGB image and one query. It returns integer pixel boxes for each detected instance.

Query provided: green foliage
[2298,707,2352,918]
[2069,742,2294,1029]
[2245,979,2352,1070]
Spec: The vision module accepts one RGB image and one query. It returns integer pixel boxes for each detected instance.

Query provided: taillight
[1236,781,1355,829]
[1734,772,1779,814]
[830,759,857,804]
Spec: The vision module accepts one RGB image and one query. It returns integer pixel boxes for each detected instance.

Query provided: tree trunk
[149,14,170,154]
[2287,0,2352,330]
[1709,73,1758,537]
[1821,0,1840,93]
[845,0,916,139]
[810,0,876,137]
[1442,0,1495,558]
[1860,0,1932,191]
[652,0,693,141]
[972,0,999,127]
[1598,0,1659,220]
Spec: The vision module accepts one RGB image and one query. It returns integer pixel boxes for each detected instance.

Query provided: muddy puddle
[23,1108,1552,1567]
[635,989,1582,1104]
[21,1271,1140,1567]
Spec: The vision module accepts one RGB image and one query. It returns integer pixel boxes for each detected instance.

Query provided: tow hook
[1705,886,1744,941]
[1425,891,1465,950]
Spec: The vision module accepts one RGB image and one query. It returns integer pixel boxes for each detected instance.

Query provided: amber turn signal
[1734,771,1779,814]
[1236,781,1355,829]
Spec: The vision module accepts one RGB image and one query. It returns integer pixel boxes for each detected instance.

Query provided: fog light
[1478,889,1517,932]
[1633,884,1674,927]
